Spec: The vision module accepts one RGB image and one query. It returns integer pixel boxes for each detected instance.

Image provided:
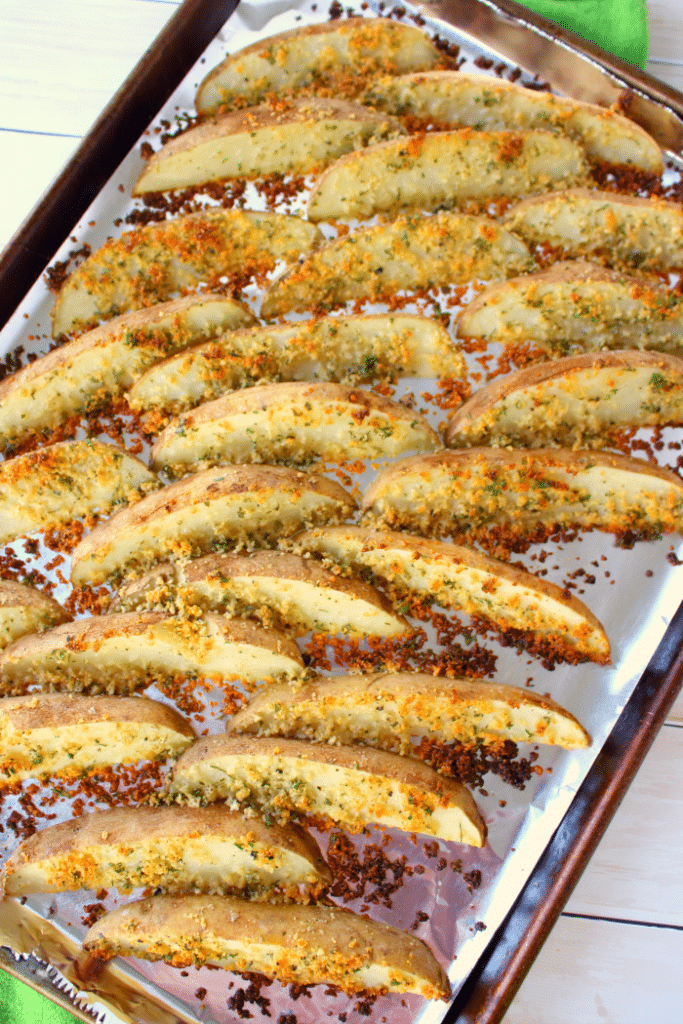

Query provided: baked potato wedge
[361,72,663,173]
[171,734,486,846]
[70,465,356,586]
[445,350,683,449]
[2,806,330,898]
[0,581,70,650]
[0,693,194,786]
[503,189,683,271]
[150,382,440,475]
[127,313,465,414]
[293,526,609,664]
[0,295,254,448]
[307,129,589,222]
[134,99,403,194]
[361,448,683,546]
[229,672,590,751]
[195,19,448,114]
[83,894,451,1000]
[111,551,410,638]
[456,261,683,354]
[261,211,534,318]
[0,440,159,546]
[0,612,304,696]
[51,209,323,338]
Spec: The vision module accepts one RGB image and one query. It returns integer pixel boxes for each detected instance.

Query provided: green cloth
[517,0,649,68]
[0,967,81,1023]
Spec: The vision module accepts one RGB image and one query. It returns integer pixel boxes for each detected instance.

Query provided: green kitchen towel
[517,0,649,68]
[0,967,82,1023]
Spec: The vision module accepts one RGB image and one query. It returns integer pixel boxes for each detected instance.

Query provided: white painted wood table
[0,2,682,1022]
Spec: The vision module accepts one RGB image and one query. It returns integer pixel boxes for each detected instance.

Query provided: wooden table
[0,2,682,1021]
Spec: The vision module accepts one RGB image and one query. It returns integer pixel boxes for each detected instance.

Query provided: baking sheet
[2,2,683,1023]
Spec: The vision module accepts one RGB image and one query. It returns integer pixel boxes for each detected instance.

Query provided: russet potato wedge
[0,581,70,650]
[111,551,410,639]
[0,440,159,546]
[0,693,195,786]
[127,313,465,414]
[83,894,451,999]
[195,19,448,114]
[70,464,356,586]
[229,672,590,751]
[456,261,683,354]
[361,72,663,173]
[150,382,441,475]
[307,129,590,222]
[134,99,403,193]
[503,189,683,271]
[0,612,304,696]
[261,211,534,318]
[445,350,683,449]
[293,526,609,664]
[361,448,683,546]
[2,806,331,898]
[51,209,323,338]
[171,734,487,846]
[0,294,255,448]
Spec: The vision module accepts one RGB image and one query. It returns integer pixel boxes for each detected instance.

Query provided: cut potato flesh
[0,612,304,696]
[293,526,609,663]
[0,440,159,546]
[456,261,683,354]
[127,313,464,414]
[261,212,534,318]
[150,381,441,474]
[0,581,70,650]
[0,693,195,786]
[83,894,450,1000]
[51,209,323,338]
[0,295,254,448]
[361,448,683,544]
[134,99,403,193]
[308,129,589,222]
[195,19,447,114]
[171,734,486,846]
[229,672,590,751]
[361,72,663,173]
[445,350,683,449]
[112,551,409,639]
[2,806,330,898]
[70,464,356,586]
[503,188,683,271]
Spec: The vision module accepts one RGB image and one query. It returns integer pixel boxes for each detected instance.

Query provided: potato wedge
[361,448,683,546]
[0,440,159,547]
[0,612,303,696]
[0,581,70,650]
[111,550,409,639]
[361,72,663,173]
[150,382,441,475]
[261,212,535,318]
[0,693,195,786]
[51,209,323,338]
[229,672,590,751]
[195,19,447,114]
[2,806,330,898]
[503,188,683,271]
[171,734,486,846]
[293,526,609,664]
[134,99,403,194]
[70,465,356,586]
[127,313,464,414]
[456,261,683,354]
[308,129,589,222]
[445,350,683,449]
[83,894,450,1000]
[0,295,254,448]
